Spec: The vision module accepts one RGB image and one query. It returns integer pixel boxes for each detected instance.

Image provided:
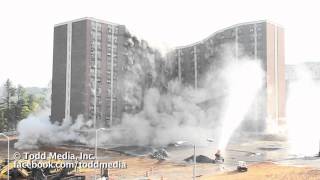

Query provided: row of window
[91,22,102,32]
[91,37,118,50]
[89,24,103,121]
[91,22,119,35]
[89,22,122,122]
[107,26,119,35]
[91,32,102,42]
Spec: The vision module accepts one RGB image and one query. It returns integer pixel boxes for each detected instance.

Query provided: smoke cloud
[15,60,263,150]
[287,65,320,155]
[100,59,263,149]
[217,60,264,150]
[14,110,92,149]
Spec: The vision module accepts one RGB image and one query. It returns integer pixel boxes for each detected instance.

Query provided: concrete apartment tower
[171,21,285,131]
[51,18,285,132]
[51,17,126,128]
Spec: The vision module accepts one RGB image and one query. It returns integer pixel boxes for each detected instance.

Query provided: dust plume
[15,41,264,150]
[14,110,92,149]
[287,65,320,155]
[97,59,264,148]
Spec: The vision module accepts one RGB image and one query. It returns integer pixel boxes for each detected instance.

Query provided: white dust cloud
[287,65,320,155]
[15,60,263,150]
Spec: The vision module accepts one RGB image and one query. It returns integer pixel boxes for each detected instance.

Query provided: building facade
[51,17,164,128]
[52,18,285,131]
[170,20,285,131]
[51,17,127,128]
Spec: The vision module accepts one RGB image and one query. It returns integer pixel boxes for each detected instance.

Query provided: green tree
[15,85,30,120]
[0,102,6,131]
[3,79,16,130]
[0,79,48,131]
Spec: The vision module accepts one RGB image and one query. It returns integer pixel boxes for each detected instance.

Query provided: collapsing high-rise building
[51,18,126,127]
[51,18,285,131]
[51,17,164,128]
[169,20,285,131]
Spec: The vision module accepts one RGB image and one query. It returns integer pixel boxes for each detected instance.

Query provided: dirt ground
[201,162,320,180]
[77,157,320,180]
[1,137,320,180]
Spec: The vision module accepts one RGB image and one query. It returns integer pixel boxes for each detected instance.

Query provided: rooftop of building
[175,20,283,50]
[54,17,121,27]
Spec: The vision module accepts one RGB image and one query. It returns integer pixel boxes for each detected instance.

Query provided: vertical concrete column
[109,26,115,127]
[178,49,182,82]
[194,46,198,89]
[235,27,238,60]
[254,24,257,60]
[65,22,72,122]
[94,22,98,129]
[254,24,258,123]
[274,25,279,124]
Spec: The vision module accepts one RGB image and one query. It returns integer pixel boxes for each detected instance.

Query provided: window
[96,41,101,50]
[90,66,95,73]
[97,87,102,94]
[257,27,262,32]
[97,60,101,68]
[97,34,102,41]
[90,61,95,67]
[96,23,102,32]
[91,21,96,29]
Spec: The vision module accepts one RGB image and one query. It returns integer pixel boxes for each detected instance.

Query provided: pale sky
[0,0,319,87]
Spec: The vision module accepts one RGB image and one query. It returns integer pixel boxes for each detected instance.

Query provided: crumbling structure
[51,17,165,128]
[51,18,285,132]
[168,20,285,131]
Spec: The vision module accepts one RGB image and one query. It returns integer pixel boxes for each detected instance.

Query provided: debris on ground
[184,155,214,163]
[214,150,224,163]
[150,148,169,160]
[237,161,248,172]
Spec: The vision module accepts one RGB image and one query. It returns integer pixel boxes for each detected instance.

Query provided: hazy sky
[0,0,319,87]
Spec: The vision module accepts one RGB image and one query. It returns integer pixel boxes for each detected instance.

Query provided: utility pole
[193,144,196,180]
[318,139,320,157]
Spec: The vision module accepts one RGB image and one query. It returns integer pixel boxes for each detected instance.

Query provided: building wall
[70,20,89,122]
[266,23,286,128]
[277,26,286,124]
[51,18,126,127]
[52,18,285,131]
[171,21,285,131]
[51,24,67,123]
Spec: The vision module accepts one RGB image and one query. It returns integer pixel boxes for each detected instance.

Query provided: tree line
[0,79,47,132]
